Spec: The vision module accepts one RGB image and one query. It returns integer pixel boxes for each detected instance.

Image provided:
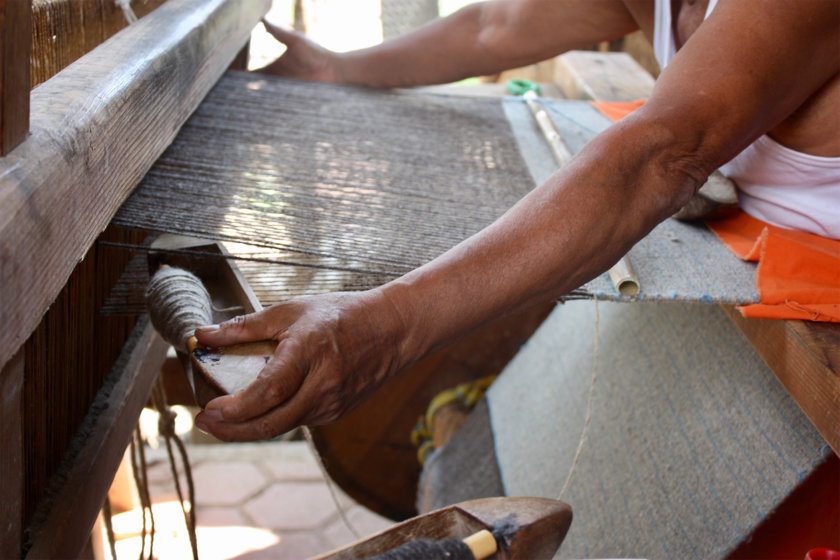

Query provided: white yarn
[115,0,138,24]
[558,299,599,500]
[145,267,213,352]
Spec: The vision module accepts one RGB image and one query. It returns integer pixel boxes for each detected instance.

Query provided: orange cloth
[590,100,646,122]
[591,100,840,323]
[707,213,840,322]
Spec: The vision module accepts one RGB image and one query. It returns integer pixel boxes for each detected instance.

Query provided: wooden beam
[0,0,270,372]
[0,348,24,559]
[23,318,169,559]
[723,306,840,455]
[0,0,31,155]
[554,50,655,102]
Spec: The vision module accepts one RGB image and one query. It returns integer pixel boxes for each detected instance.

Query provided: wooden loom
[0,1,562,557]
[1,2,838,559]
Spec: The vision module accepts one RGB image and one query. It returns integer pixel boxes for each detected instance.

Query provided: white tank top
[653,0,840,239]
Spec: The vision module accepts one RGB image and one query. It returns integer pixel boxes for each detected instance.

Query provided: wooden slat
[0,348,24,559]
[23,318,169,559]
[0,0,270,373]
[0,0,31,155]
[723,306,840,455]
[554,50,655,102]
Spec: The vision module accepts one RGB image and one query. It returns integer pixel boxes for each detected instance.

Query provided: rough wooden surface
[0,0,269,374]
[30,0,168,87]
[23,318,169,560]
[723,306,840,455]
[0,0,31,155]
[554,50,655,102]
[315,497,572,560]
[0,349,24,559]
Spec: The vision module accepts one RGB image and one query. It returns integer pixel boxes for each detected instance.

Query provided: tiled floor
[108,432,395,560]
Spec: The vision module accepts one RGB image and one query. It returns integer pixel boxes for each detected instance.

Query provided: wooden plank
[723,306,840,455]
[23,318,169,559]
[553,50,655,102]
[0,348,24,559]
[0,0,270,373]
[0,0,31,155]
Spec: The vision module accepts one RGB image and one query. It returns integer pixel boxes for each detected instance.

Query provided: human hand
[192,290,408,441]
[255,19,340,82]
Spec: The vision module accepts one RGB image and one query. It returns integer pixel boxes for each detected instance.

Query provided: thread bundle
[145,267,213,352]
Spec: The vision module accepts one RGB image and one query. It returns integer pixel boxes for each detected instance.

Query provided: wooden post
[0,349,24,558]
[0,0,31,155]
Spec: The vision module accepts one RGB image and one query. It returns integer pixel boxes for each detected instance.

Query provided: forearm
[332,0,636,88]
[378,114,703,365]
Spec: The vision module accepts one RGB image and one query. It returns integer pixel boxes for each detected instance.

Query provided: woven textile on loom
[110,71,760,309]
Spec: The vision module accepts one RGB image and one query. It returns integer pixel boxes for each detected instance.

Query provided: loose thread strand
[558,300,599,500]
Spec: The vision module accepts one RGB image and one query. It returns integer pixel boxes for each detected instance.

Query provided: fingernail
[195,324,220,335]
[204,408,224,422]
[194,421,209,433]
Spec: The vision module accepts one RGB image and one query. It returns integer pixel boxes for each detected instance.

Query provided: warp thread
[145,267,213,352]
[368,538,475,560]
[557,299,599,500]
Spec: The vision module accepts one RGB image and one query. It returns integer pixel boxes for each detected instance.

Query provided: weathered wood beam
[23,318,169,559]
[0,0,270,372]
[0,0,31,155]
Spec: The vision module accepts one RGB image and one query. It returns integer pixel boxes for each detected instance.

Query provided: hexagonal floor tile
[244,482,339,531]
[193,462,268,506]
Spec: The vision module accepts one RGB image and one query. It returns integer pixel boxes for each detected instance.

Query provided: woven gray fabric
[113,74,758,308]
[486,300,829,559]
[115,72,534,281]
[503,98,760,304]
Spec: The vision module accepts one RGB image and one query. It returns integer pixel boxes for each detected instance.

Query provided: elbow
[619,111,717,221]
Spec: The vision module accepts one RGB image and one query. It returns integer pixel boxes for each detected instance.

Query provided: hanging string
[102,496,118,560]
[151,378,200,560]
[129,427,155,560]
[302,426,362,540]
[558,299,599,500]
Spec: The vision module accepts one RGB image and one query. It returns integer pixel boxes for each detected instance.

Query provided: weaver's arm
[257,0,638,87]
[195,0,839,441]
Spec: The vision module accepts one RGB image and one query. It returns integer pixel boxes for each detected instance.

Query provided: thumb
[261,18,297,44]
[194,312,274,347]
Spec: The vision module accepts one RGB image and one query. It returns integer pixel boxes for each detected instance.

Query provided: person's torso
[625,0,840,159]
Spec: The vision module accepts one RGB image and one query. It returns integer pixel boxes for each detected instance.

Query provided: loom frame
[0,0,269,556]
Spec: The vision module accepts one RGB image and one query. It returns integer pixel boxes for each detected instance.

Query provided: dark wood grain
[30,0,169,87]
[0,0,269,373]
[0,349,24,559]
[0,0,31,154]
[23,319,169,559]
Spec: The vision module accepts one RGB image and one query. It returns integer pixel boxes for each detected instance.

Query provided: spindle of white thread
[145,266,213,352]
